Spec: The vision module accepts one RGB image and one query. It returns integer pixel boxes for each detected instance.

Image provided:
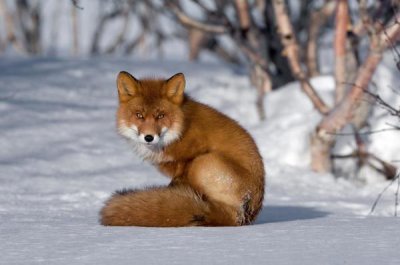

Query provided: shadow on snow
[255,205,330,224]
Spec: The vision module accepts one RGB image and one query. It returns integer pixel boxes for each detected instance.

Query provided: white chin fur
[117,123,139,141]
[117,122,181,163]
[160,127,181,146]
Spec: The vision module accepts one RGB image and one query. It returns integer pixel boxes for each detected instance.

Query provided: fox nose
[144,135,154,143]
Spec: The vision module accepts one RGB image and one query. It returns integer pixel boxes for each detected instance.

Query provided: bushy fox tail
[100,185,240,227]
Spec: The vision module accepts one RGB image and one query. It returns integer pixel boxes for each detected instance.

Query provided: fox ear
[165,73,185,105]
[117,71,140,102]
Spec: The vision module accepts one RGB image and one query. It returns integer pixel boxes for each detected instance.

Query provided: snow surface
[1,58,400,265]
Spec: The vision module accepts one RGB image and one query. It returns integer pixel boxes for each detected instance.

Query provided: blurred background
[0,0,399,181]
[0,0,397,87]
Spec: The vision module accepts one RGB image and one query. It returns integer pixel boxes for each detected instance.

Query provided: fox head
[116,71,185,149]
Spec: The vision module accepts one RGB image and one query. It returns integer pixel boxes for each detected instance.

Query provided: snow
[1,58,400,264]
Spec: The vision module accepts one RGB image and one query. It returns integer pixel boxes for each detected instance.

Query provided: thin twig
[71,0,83,10]
[339,82,400,119]
[327,127,400,136]
[369,177,397,215]
[363,89,400,117]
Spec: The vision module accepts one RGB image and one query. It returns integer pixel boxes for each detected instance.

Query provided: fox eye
[136,113,144,119]
[157,113,165,119]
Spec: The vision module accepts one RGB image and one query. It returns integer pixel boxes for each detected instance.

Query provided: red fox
[100,72,265,227]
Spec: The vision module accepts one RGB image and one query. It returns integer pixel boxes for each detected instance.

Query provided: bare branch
[191,0,217,14]
[311,10,400,173]
[105,9,130,54]
[332,149,398,180]
[251,64,272,120]
[368,153,398,180]
[380,18,400,50]
[272,0,330,114]
[235,0,251,31]
[188,28,205,60]
[233,0,261,50]
[363,89,400,117]
[125,33,146,54]
[327,127,400,136]
[317,19,400,136]
[167,2,227,34]
[90,8,124,54]
[306,1,336,77]
[334,0,350,103]
[357,0,378,37]
[0,0,26,53]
